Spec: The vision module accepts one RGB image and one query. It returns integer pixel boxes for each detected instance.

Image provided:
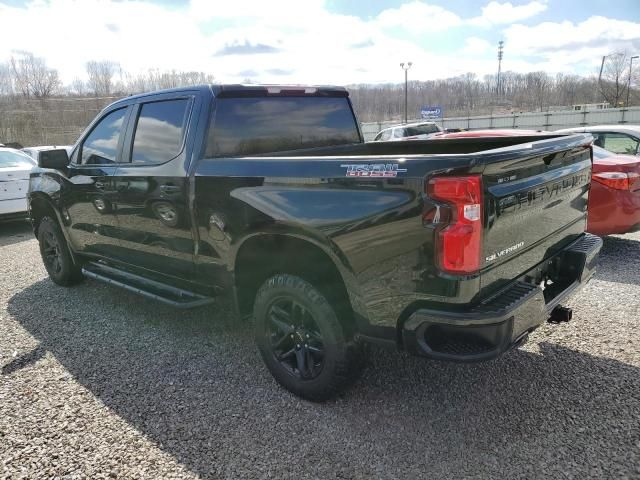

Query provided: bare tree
[9,51,61,99]
[526,72,550,111]
[0,62,13,96]
[86,60,119,96]
[70,77,87,96]
[599,52,629,107]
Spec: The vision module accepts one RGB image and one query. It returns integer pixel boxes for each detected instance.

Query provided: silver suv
[373,122,442,141]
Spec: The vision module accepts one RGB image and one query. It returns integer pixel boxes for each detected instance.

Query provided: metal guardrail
[361,106,640,141]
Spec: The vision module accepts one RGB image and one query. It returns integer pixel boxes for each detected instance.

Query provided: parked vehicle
[431,129,545,139]
[29,84,601,401]
[372,121,442,141]
[432,130,640,236]
[555,125,640,156]
[587,146,640,236]
[22,145,73,164]
[0,148,37,221]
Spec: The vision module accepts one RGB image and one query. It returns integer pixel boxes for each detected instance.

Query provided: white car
[22,145,73,163]
[0,148,37,221]
[372,122,442,141]
[555,125,640,156]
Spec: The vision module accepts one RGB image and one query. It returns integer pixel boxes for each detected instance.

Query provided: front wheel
[253,274,363,402]
[37,216,83,286]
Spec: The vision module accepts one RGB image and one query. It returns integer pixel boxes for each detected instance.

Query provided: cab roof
[109,84,349,107]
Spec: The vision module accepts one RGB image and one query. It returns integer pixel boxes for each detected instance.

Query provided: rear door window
[207,96,360,157]
[405,124,440,136]
[392,128,405,139]
[599,133,639,155]
[131,99,190,164]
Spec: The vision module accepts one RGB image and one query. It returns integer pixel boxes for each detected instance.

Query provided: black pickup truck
[29,84,602,400]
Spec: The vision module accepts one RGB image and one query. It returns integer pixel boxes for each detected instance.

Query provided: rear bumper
[401,233,602,362]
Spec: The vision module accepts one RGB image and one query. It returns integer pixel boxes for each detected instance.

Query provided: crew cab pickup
[29,85,602,401]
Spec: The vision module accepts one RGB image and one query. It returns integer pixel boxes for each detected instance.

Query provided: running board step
[81,262,215,309]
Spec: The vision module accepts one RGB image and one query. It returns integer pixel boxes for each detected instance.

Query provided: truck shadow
[594,235,640,285]
[0,219,33,247]
[6,279,640,478]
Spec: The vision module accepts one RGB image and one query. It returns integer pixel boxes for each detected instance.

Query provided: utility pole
[626,55,639,107]
[400,62,412,124]
[598,55,606,103]
[497,41,504,96]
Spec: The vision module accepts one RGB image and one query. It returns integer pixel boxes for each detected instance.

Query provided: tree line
[350,52,639,122]
[0,50,638,146]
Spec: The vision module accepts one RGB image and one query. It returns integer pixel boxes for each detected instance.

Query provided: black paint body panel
[28,84,600,355]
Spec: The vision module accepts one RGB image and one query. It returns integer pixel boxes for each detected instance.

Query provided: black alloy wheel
[41,229,63,275]
[253,274,364,401]
[267,297,325,380]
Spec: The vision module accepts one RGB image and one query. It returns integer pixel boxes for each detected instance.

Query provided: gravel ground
[1,219,639,479]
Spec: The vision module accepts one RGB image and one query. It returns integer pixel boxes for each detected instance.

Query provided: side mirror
[38,149,69,169]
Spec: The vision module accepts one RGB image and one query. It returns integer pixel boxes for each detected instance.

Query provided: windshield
[0,150,36,168]
[405,124,440,136]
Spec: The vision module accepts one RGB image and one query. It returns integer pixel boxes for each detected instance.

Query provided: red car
[588,146,640,235]
[432,130,640,236]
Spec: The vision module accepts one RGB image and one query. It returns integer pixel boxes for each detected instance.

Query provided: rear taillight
[593,172,640,191]
[427,175,483,274]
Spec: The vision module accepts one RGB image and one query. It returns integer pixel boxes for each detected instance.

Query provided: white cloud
[0,0,634,87]
[376,1,462,34]
[0,0,210,80]
[462,37,492,55]
[504,15,640,70]
[470,0,547,26]
[189,0,326,22]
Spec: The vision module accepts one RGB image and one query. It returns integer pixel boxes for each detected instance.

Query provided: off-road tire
[37,216,83,286]
[254,274,364,402]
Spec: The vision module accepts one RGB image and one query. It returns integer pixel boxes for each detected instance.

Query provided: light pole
[400,62,412,124]
[626,55,639,107]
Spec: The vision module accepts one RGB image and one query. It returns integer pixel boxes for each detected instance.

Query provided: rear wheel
[253,274,363,401]
[37,216,83,286]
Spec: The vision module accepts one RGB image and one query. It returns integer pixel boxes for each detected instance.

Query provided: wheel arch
[29,193,78,262]
[29,193,61,237]
[232,233,361,332]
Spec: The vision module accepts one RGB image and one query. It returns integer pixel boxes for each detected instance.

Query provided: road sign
[420,106,442,119]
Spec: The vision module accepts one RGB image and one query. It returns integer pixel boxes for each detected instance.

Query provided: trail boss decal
[340,163,408,177]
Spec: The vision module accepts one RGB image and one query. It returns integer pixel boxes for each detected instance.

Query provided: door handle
[160,184,181,194]
[95,180,106,190]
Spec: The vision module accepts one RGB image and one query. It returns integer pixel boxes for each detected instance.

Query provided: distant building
[571,102,611,111]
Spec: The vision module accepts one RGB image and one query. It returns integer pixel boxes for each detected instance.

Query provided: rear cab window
[206,96,361,157]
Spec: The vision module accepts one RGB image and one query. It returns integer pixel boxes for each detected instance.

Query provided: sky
[0,0,639,86]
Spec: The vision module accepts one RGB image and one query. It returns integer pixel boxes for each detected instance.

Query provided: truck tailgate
[480,135,592,291]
